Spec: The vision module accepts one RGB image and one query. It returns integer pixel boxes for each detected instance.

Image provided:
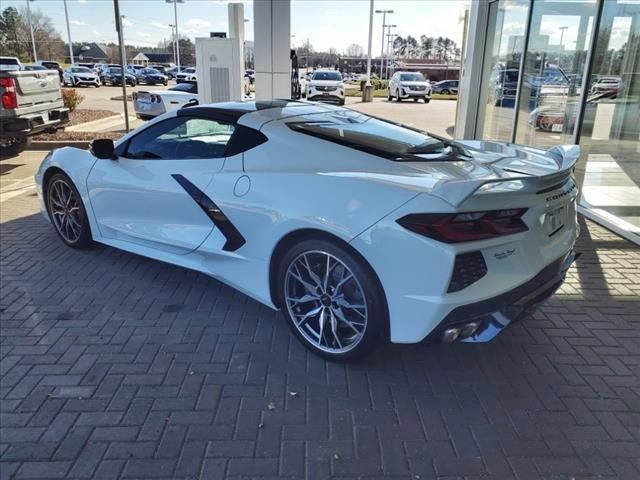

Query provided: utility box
[195,37,243,103]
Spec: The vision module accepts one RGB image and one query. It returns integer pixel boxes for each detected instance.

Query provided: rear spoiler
[430,144,580,207]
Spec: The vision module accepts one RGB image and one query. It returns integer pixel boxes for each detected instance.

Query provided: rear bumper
[430,250,579,343]
[0,108,70,138]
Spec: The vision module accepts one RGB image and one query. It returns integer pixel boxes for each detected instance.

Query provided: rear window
[312,71,342,81]
[287,111,468,162]
[170,82,197,93]
[399,73,425,82]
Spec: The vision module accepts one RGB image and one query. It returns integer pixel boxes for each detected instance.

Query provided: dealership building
[252,0,639,243]
[456,0,639,243]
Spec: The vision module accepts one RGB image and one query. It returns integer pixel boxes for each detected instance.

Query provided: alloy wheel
[284,250,368,354]
[48,179,83,243]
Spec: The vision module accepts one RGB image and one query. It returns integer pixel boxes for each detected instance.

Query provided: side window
[125,116,235,160]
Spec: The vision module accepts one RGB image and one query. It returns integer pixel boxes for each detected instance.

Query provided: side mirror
[180,98,199,109]
[90,138,116,159]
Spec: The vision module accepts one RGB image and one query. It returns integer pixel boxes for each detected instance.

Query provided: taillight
[1,77,18,109]
[397,208,528,243]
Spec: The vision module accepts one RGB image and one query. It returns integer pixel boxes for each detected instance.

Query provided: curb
[27,140,90,151]
[65,113,120,132]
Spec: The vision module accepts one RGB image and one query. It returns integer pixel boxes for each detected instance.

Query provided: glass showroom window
[513,0,598,148]
[577,0,640,239]
[476,0,531,142]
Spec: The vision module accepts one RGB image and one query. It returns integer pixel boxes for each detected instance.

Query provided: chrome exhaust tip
[461,322,481,338]
[442,327,461,343]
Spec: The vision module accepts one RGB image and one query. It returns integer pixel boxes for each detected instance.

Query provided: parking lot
[1,149,640,479]
[67,82,458,138]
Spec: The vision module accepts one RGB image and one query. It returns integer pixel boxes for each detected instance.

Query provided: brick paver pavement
[1,188,639,480]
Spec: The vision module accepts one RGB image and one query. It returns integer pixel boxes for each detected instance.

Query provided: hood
[400,81,429,87]
[145,90,196,98]
[310,79,343,87]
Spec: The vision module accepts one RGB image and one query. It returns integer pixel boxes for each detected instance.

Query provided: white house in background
[132,52,174,66]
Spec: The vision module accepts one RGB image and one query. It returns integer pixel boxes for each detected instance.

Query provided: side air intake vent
[448,251,487,293]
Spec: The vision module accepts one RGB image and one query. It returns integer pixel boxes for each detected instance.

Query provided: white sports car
[35,101,579,361]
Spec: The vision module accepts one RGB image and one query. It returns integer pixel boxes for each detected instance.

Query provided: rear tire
[277,238,388,362]
[46,173,93,249]
[442,89,450,95]
[0,137,30,157]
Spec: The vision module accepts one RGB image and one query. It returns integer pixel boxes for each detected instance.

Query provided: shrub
[62,88,84,112]
[359,79,389,91]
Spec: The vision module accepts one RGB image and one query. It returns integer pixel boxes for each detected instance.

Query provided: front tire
[277,239,388,362]
[46,173,92,249]
[395,89,401,102]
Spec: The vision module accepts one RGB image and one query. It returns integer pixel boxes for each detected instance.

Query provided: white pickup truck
[1,56,69,156]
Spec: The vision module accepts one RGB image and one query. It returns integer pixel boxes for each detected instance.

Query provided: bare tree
[346,43,364,57]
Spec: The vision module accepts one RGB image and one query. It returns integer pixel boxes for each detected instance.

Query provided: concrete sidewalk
[65,113,142,133]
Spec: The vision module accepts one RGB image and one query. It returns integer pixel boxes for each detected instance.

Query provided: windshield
[0,58,20,71]
[399,73,425,82]
[312,71,342,81]
[71,67,92,73]
[287,111,468,162]
[145,69,160,74]
[109,68,122,74]
[500,70,519,83]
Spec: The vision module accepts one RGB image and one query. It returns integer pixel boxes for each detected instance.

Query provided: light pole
[166,0,184,70]
[169,24,176,65]
[113,0,129,132]
[63,0,74,64]
[386,31,396,79]
[25,0,37,62]
[384,25,396,80]
[375,9,393,78]
[558,26,568,48]
[363,0,374,101]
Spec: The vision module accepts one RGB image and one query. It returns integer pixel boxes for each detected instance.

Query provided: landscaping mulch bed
[67,109,117,126]
[37,109,122,142]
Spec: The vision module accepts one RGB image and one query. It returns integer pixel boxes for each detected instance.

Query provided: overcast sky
[2,0,468,54]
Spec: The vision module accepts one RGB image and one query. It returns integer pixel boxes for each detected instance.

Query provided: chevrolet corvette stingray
[35,100,579,361]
